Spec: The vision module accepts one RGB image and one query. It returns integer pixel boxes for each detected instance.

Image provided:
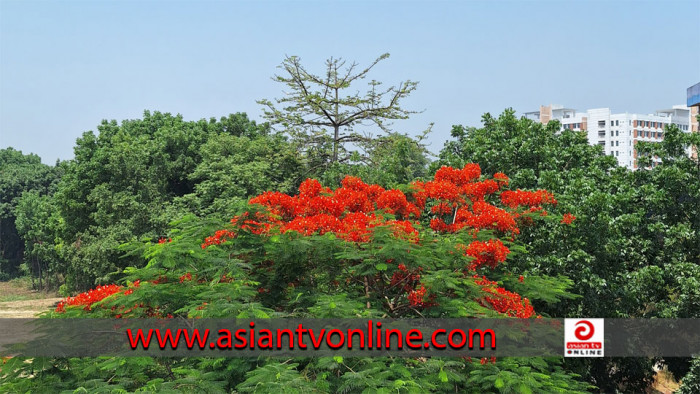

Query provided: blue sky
[1,0,699,164]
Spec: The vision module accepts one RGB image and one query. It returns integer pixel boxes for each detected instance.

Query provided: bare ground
[0,280,62,318]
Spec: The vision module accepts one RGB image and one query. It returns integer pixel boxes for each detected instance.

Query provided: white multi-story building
[523,104,698,170]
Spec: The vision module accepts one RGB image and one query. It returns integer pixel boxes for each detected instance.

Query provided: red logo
[574,320,594,340]
[565,318,603,357]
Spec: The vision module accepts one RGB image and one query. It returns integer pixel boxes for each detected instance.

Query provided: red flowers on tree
[204,177,421,247]
[500,189,557,209]
[561,213,576,225]
[473,276,536,318]
[56,165,565,321]
[196,165,561,318]
[459,239,511,270]
[410,165,554,237]
[55,284,125,312]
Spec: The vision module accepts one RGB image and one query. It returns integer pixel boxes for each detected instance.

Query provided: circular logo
[574,320,595,340]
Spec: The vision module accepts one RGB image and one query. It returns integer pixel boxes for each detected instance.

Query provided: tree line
[0,54,699,392]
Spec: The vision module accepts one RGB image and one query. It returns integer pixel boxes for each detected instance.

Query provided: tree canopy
[258,54,425,165]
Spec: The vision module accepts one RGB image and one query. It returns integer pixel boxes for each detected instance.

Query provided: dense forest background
[1,57,699,392]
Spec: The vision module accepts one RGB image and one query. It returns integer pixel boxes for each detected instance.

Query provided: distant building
[688,82,700,160]
[523,105,587,131]
[688,82,700,107]
[524,104,697,170]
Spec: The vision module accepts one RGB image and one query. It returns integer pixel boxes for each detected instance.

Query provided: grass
[0,294,34,303]
[0,277,59,303]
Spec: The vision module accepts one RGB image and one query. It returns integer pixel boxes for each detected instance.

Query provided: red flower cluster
[376,189,421,218]
[478,357,498,365]
[201,229,236,248]
[55,284,123,312]
[407,285,428,306]
[459,239,510,270]
[179,272,193,283]
[561,213,576,225]
[388,263,436,308]
[390,263,422,292]
[202,177,421,248]
[202,165,560,247]
[434,164,482,185]
[493,172,509,186]
[473,276,535,318]
[55,280,178,318]
[123,281,140,295]
[410,165,554,237]
[500,189,557,209]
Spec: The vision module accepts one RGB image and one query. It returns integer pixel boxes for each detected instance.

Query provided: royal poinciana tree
[2,165,591,392]
[258,54,426,165]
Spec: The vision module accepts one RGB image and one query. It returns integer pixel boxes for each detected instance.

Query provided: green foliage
[436,109,700,390]
[3,189,588,392]
[14,191,62,289]
[0,148,62,278]
[467,357,593,393]
[49,111,302,291]
[317,133,431,189]
[677,357,700,394]
[183,131,302,219]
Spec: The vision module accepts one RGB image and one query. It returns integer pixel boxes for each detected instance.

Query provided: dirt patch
[0,279,61,317]
[647,367,680,394]
[0,298,63,318]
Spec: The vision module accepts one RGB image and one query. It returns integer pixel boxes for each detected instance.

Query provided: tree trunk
[333,125,340,163]
[36,255,43,290]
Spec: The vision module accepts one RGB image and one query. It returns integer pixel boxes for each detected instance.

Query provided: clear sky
[1,0,699,164]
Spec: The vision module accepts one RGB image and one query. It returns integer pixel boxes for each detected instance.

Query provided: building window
[598,120,606,127]
[616,130,619,136]
[616,120,619,126]
[598,141,605,146]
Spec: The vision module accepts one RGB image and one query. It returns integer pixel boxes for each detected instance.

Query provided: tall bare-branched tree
[258,53,422,163]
